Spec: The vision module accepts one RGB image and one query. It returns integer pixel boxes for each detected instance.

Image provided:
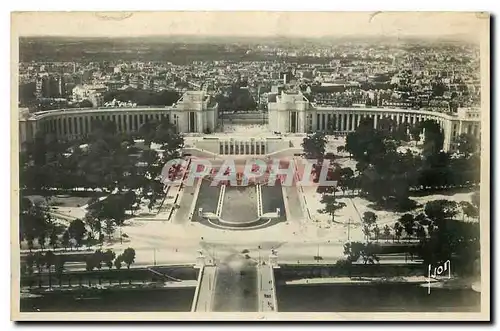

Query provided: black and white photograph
[11,11,490,321]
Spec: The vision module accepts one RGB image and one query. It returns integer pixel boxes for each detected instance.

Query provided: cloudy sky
[12,11,487,40]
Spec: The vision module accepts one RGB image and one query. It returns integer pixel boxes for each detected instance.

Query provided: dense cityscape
[19,37,480,113]
[16,34,483,317]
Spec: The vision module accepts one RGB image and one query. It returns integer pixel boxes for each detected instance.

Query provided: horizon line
[18,33,477,40]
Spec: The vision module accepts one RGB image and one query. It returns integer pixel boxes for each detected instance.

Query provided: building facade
[268,91,481,152]
[18,91,218,146]
[18,89,481,154]
[193,137,291,156]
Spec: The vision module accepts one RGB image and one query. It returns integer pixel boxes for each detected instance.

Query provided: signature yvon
[427,260,451,294]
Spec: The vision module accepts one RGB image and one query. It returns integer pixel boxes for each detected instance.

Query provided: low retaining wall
[191,265,205,312]
[275,263,426,282]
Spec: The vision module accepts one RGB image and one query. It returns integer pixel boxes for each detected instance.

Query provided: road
[211,254,258,312]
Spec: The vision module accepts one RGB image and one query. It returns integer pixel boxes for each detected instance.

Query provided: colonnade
[36,110,172,139]
[219,140,267,155]
[308,111,429,132]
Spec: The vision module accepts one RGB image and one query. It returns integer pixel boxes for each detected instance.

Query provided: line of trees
[20,117,183,194]
[84,248,135,271]
[215,80,257,111]
[339,194,480,277]
[103,89,180,106]
[302,118,480,215]
[22,247,137,288]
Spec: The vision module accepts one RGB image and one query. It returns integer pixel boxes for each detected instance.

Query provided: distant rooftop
[178,90,209,103]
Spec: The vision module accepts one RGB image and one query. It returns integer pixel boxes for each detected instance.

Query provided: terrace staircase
[256,184,263,217]
[215,184,226,217]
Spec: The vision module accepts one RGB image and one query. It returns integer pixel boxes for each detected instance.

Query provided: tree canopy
[301,131,327,161]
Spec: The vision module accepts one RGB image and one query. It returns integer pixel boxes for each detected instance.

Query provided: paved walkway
[172,180,198,224]
[154,184,183,221]
[257,265,278,312]
[283,185,304,222]
[193,266,217,312]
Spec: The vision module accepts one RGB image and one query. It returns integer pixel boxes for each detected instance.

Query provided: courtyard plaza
[25,132,478,270]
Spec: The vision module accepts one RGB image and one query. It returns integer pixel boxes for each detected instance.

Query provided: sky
[11,12,487,40]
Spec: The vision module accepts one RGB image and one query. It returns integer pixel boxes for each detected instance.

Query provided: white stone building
[268,91,481,152]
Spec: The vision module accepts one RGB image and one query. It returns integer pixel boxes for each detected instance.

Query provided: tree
[424,200,458,225]
[415,224,427,242]
[343,241,363,263]
[54,255,65,287]
[410,124,422,144]
[44,251,56,288]
[345,118,387,164]
[37,232,47,250]
[338,167,354,194]
[114,255,123,270]
[122,248,136,269]
[33,251,44,287]
[392,122,410,142]
[142,148,163,175]
[383,225,391,241]
[68,219,86,247]
[103,249,116,270]
[49,226,59,249]
[85,250,104,272]
[471,192,480,209]
[399,213,415,239]
[459,201,478,221]
[123,190,138,215]
[360,243,380,264]
[104,219,116,241]
[414,213,430,226]
[456,133,479,157]
[393,222,403,242]
[302,132,327,161]
[431,79,446,97]
[417,219,479,276]
[61,230,70,250]
[25,253,35,276]
[421,120,444,156]
[154,119,184,159]
[362,225,371,241]
[362,211,377,228]
[427,221,436,236]
[19,196,51,250]
[343,242,379,264]
[418,151,454,190]
[79,99,93,108]
[138,120,159,147]
[84,212,102,241]
[318,194,346,223]
[373,225,381,242]
[94,250,104,271]
[85,255,96,271]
